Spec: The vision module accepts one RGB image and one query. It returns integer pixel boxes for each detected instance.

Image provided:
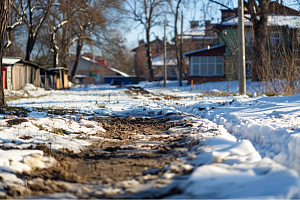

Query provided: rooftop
[220,14,300,29]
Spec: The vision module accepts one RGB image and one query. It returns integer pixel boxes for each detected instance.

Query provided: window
[190,56,224,76]
[270,31,281,47]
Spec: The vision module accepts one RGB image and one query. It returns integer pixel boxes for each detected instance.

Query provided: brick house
[131,37,169,79]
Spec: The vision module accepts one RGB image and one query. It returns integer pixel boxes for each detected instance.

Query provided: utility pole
[179,12,183,86]
[238,0,246,95]
[164,20,167,87]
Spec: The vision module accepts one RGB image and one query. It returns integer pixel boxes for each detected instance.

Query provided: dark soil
[7,116,190,199]
[90,116,174,139]
[6,118,28,126]
[0,106,30,117]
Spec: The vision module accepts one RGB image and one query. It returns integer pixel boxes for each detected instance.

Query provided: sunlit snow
[2,80,300,198]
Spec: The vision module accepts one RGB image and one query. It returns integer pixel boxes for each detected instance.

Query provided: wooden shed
[40,67,69,90]
[47,68,69,89]
[40,68,58,90]
[2,57,42,90]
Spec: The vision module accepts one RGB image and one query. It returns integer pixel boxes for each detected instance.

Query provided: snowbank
[5,83,50,98]
[166,117,300,199]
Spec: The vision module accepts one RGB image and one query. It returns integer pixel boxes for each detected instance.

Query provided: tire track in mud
[6,115,202,199]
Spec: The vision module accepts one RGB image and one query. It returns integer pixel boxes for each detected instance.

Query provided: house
[152,53,178,81]
[179,20,219,79]
[132,37,170,79]
[69,55,129,84]
[2,57,42,90]
[184,45,226,84]
[180,21,218,52]
[132,21,217,80]
[184,2,300,84]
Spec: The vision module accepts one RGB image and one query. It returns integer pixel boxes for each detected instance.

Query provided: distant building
[131,21,217,81]
[69,55,129,84]
[131,37,169,79]
[184,45,226,84]
[185,1,300,84]
[152,53,178,81]
[180,20,218,52]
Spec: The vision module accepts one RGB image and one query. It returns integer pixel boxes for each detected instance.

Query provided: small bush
[52,128,67,135]
[265,91,278,97]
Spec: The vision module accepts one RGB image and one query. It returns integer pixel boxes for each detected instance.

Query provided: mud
[6,116,193,199]
[0,106,30,117]
[91,116,174,139]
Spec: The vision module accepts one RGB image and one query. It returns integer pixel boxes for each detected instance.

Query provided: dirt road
[5,115,201,199]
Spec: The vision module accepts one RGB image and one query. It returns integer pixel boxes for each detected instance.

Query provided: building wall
[9,63,41,90]
[186,45,226,84]
[75,59,118,84]
[153,65,178,80]
[133,39,166,78]
[11,64,25,90]
[24,64,41,88]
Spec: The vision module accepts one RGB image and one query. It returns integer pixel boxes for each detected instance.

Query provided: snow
[222,14,300,29]
[2,81,300,198]
[174,160,300,199]
[152,54,177,66]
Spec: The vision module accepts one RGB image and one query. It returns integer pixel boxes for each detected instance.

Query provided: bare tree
[53,0,76,69]
[5,1,24,57]
[69,0,122,82]
[0,0,8,106]
[166,0,183,84]
[245,0,271,81]
[33,0,123,76]
[10,0,55,61]
[47,1,68,68]
[101,30,134,74]
[126,0,165,81]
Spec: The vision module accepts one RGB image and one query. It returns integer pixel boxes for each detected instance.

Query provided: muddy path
[5,115,198,199]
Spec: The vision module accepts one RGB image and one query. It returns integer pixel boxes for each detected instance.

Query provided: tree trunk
[53,50,58,68]
[50,33,58,68]
[6,2,14,56]
[0,0,8,106]
[247,0,271,81]
[70,39,83,83]
[25,34,35,61]
[173,0,181,82]
[146,28,154,82]
[7,27,13,55]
